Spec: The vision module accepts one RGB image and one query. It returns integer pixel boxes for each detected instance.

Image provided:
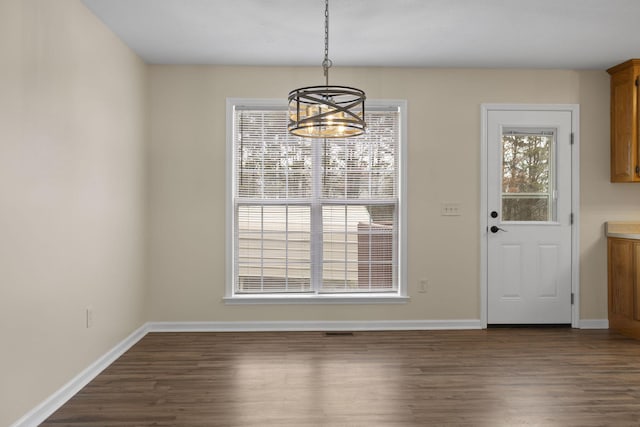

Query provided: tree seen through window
[501,131,554,222]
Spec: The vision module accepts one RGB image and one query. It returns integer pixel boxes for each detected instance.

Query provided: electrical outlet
[86,306,93,328]
[419,279,428,293]
[441,202,462,216]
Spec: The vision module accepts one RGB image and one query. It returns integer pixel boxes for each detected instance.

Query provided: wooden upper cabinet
[607,59,640,182]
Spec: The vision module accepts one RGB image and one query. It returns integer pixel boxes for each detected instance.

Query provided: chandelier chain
[322,0,332,85]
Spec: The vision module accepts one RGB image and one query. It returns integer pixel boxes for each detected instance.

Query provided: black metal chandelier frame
[287,0,366,138]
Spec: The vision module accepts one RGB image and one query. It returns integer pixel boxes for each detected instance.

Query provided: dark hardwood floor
[41,329,640,426]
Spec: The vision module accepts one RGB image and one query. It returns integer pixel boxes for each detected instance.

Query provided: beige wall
[5,1,640,424]
[147,65,630,323]
[0,1,147,425]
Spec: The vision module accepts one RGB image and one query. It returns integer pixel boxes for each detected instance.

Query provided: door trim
[480,104,580,328]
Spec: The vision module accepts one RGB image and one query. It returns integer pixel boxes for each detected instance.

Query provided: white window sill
[223,294,410,305]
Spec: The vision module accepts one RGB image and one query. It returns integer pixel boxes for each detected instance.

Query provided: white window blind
[232,102,402,296]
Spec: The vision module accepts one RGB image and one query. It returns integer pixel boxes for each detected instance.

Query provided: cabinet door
[608,238,634,318]
[610,66,638,182]
[635,242,640,320]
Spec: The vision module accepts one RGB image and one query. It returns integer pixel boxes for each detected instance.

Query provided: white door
[486,109,573,324]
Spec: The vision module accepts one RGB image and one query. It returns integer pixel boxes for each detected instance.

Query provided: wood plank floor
[41,329,640,426]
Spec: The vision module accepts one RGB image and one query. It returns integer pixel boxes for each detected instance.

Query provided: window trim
[225,98,408,304]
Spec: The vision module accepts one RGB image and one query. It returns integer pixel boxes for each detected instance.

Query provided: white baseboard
[10,323,150,427]
[148,319,483,332]
[578,319,609,329]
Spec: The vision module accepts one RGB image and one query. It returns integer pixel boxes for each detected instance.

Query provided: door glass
[501,128,555,222]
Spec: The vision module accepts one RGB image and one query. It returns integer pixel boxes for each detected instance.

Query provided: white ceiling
[82,0,640,70]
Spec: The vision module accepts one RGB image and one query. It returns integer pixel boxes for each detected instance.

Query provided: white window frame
[224,98,408,304]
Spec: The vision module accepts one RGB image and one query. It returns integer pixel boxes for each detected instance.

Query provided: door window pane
[501,129,555,222]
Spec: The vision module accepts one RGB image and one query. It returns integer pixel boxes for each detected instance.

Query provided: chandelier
[288,0,366,138]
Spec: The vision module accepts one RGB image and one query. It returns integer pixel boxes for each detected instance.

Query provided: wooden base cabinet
[607,59,640,182]
[608,237,640,338]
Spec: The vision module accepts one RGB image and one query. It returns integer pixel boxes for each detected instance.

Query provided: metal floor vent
[324,331,355,336]
[487,324,571,329]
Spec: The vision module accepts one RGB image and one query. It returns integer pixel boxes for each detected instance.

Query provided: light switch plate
[441,202,462,216]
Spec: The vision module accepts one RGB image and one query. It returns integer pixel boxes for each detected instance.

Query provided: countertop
[605,221,640,240]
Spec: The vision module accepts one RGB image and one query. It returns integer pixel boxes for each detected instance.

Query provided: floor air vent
[324,331,355,336]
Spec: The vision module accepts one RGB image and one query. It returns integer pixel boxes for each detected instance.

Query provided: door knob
[490,225,507,233]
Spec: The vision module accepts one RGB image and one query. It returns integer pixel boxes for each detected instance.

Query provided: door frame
[480,104,580,328]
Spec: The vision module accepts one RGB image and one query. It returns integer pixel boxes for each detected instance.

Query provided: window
[501,128,556,222]
[226,99,407,303]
